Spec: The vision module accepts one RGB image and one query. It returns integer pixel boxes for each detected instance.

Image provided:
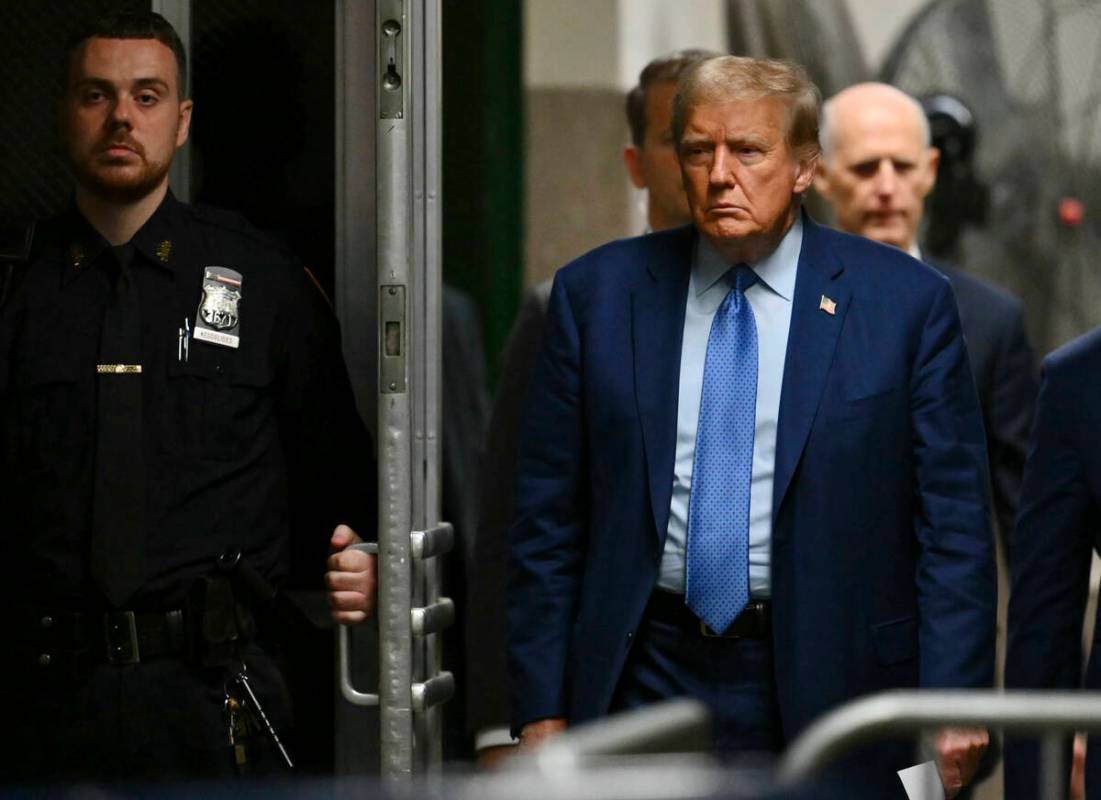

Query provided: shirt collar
[129,190,183,270]
[692,214,802,301]
[60,206,111,278]
[908,242,922,261]
[61,190,183,286]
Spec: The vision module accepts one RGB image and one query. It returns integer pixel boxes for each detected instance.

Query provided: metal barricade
[495,690,1101,799]
[779,689,1101,799]
[464,698,784,800]
[489,699,747,800]
[533,699,714,771]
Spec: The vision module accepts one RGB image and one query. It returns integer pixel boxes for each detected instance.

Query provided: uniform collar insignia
[129,192,181,270]
[62,203,109,272]
[69,243,86,268]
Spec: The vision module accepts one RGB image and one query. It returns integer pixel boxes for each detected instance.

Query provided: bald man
[815,82,1038,550]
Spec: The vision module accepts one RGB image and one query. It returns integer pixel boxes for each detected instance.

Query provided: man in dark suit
[508,56,995,797]
[1004,331,1101,798]
[466,49,717,763]
[813,82,1038,545]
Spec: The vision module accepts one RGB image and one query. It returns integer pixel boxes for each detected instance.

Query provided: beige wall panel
[525,0,620,88]
[525,87,632,288]
[843,0,927,71]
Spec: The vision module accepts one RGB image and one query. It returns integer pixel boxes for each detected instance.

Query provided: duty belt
[12,560,287,677]
[14,607,189,670]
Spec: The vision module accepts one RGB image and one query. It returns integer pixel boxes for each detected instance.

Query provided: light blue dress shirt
[657,217,802,597]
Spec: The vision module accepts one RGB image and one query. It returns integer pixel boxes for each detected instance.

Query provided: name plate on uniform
[97,364,142,374]
[194,266,242,349]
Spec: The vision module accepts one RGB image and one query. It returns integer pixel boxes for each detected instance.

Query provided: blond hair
[673,56,821,160]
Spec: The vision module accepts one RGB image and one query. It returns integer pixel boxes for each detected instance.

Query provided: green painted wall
[442,0,524,378]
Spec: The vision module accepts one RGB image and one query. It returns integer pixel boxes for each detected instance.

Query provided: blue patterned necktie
[685,265,758,634]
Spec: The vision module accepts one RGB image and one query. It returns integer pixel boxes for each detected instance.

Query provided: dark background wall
[0,0,147,229]
[190,0,337,297]
[441,0,523,375]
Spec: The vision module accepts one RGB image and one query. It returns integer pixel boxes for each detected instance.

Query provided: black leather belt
[645,591,771,638]
[15,606,188,669]
[102,609,187,664]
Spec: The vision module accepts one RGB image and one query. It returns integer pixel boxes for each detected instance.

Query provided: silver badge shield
[194,266,243,348]
[201,283,240,330]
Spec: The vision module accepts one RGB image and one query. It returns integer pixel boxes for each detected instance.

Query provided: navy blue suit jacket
[508,214,996,759]
[938,266,1038,542]
[1005,327,1101,799]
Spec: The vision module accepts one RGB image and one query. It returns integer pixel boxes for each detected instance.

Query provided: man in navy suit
[813,82,1037,548]
[1004,331,1101,798]
[508,56,995,797]
[467,49,719,765]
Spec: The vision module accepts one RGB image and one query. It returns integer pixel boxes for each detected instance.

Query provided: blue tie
[685,265,758,634]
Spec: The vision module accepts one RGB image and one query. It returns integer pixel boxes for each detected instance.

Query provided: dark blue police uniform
[0,192,374,782]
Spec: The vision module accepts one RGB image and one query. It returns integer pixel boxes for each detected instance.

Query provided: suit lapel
[773,215,851,517]
[632,228,692,544]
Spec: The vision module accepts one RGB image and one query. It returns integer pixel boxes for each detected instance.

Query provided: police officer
[0,12,376,783]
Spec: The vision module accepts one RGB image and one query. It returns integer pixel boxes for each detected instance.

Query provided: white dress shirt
[657,217,802,597]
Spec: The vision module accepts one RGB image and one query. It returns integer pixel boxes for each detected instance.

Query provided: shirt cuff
[475,726,519,751]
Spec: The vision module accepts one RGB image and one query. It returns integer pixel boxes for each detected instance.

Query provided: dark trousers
[609,613,913,798]
[610,613,784,756]
[0,643,292,787]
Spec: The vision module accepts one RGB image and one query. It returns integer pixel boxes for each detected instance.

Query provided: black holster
[188,573,257,667]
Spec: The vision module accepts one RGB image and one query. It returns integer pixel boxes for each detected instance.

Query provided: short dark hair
[625,49,721,147]
[65,11,188,98]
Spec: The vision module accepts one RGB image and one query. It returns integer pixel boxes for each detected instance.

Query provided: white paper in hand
[898,760,946,800]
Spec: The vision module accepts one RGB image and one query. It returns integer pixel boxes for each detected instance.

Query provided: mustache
[99,134,144,156]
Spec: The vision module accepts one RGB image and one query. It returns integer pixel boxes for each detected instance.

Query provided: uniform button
[626,631,633,646]
[38,653,51,667]
[40,615,53,628]
[215,364,224,375]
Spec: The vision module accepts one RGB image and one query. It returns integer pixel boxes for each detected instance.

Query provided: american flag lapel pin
[819,295,837,316]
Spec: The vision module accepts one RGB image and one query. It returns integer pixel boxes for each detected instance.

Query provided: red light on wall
[1059,197,1085,227]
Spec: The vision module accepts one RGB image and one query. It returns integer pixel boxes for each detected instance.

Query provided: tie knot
[103,244,135,289]
[732,264,757,295]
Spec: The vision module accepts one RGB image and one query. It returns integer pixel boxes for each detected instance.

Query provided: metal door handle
[337,531,457,708]
[338,542,381,706]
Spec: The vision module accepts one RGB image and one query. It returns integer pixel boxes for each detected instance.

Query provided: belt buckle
[104,611,140,665]
[700,620,738,639]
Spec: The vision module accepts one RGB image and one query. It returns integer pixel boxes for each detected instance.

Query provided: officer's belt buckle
[104,611,140,665]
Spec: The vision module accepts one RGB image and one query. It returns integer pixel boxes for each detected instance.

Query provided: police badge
[193,266,243,348]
